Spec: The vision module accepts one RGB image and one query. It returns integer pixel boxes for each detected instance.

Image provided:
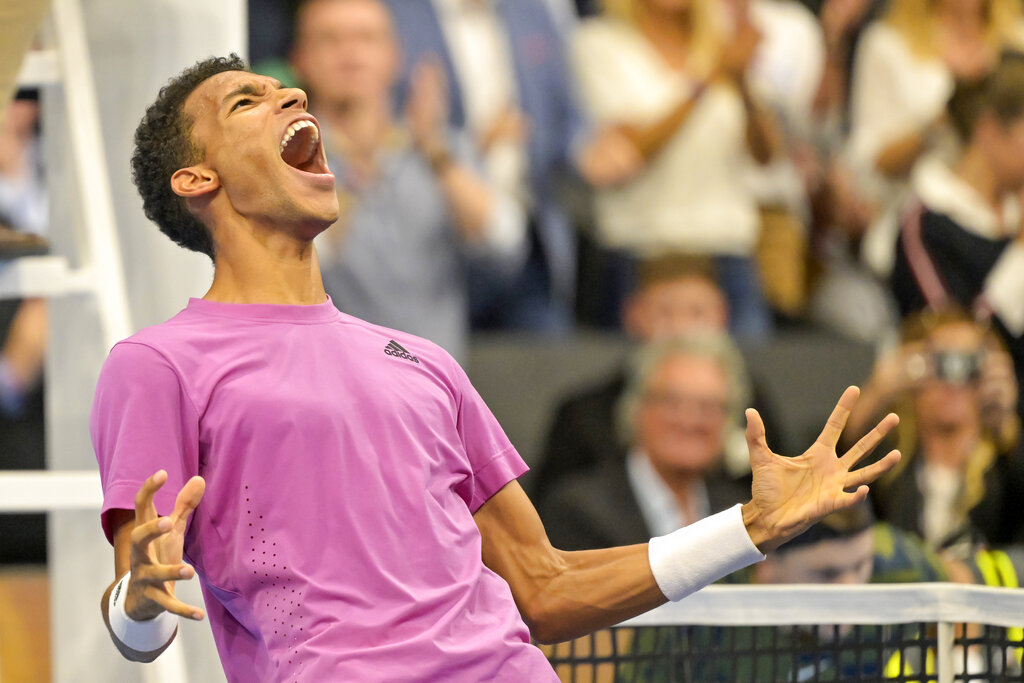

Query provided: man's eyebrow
[221,80,287,105]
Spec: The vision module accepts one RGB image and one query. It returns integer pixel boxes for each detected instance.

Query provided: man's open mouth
[280,120,329,174]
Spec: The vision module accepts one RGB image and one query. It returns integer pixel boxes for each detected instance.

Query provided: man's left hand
[741,386,900,553]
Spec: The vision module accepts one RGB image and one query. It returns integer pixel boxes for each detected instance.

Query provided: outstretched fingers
[839,412,900,469]
[814,386,860,450]
[844,449,901,490]
[129,516,174,556]
[833,484,871,510]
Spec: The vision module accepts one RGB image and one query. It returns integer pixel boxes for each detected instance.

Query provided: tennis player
[91,55,901,682]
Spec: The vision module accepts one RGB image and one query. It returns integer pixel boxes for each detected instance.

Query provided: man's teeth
[279,120,320,155]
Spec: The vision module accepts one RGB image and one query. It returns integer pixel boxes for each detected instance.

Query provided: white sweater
[572,18,760,257]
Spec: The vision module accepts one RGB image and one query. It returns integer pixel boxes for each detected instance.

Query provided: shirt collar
[911,156,1007,238]
[626,448,709,538]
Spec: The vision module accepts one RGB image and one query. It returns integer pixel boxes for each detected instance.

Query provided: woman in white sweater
[572,0,781,342]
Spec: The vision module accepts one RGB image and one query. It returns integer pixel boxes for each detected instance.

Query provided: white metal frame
[7,0,131,350]
[8,0,162,680]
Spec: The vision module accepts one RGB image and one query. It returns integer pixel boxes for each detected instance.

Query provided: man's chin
[304,213,340,238]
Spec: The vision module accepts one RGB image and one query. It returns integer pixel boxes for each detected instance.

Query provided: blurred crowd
[243,0,1024,593]
[2,0,1024,636]
[245,0,1024,358]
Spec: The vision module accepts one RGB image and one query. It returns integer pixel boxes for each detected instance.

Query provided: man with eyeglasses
[539,335,752,551]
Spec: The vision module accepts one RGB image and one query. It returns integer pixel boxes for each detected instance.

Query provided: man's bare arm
[475,480,665,644]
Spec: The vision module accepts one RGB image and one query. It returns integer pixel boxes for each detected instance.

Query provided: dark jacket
[538,456,750,551]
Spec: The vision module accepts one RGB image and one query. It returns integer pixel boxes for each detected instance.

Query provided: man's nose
[278,88,308,111]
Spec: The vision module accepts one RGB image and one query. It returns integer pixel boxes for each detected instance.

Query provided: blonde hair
[602,0,725,77]
[885,0,1023,58]
[881,310,1018,528]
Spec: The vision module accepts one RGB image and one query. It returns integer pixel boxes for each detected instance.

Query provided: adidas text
[384,340,420,363]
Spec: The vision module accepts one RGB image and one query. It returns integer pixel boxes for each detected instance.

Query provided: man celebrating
[92,54,900,681]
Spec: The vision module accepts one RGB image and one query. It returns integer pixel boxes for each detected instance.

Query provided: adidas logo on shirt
[384,340,420,363]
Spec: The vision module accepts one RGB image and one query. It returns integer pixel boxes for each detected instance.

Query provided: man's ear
[171,165,219,198]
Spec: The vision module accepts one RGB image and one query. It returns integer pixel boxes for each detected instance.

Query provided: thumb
[745,408,771,465]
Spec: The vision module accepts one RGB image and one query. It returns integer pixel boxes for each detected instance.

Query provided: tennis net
[541,584,1024,682]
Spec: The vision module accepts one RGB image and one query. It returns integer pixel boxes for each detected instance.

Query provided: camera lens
[933,350,981,385]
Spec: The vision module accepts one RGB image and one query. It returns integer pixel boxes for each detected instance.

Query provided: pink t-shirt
[91,298,557,682]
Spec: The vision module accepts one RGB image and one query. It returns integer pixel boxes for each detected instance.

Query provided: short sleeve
[90,341,201,543]
[445,356,528,512]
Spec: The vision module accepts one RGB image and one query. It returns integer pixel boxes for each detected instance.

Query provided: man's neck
[648,457,703,521]
[204,220,328,305]
[955,145,1002,213]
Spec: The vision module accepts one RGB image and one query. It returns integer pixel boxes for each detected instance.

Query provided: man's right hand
[125,470,206,621]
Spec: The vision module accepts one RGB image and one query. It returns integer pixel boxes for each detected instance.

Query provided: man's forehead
[185,71,282,112]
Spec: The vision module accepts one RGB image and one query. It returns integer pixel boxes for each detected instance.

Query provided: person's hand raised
[125,470,206,621]
[939,28,996,81]
[741,386,900,553]
[715,9,761,84]
[406,58,449,155]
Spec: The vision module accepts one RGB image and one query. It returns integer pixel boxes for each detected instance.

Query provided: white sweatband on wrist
[648,504,766,602]
[108,572,178,652]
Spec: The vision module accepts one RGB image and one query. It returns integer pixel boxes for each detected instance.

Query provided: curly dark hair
[130,54,249,261]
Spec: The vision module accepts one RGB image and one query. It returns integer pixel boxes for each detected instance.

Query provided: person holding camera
[846,309,1024,556]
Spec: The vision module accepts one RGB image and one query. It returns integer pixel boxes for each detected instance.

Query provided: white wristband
[648,504,766,602]
[108,572,178,652]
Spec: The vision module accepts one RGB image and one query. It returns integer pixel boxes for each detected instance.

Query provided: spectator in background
[0,1,49,126]
[538,334,751,551]
[743,0,826,321]
[751,502,947,587]
[534,254,778,506]
[384,0,639,334]
[289,0,528,362]
[570,0,783,342]
[847,310,1024,553]
[845,0,1023,278]
[893,55,1024,405]
[0,95,47,414]
[0,94,48,565]
[731,503,949,680]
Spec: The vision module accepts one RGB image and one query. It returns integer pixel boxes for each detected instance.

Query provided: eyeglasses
[642,391,729,418]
